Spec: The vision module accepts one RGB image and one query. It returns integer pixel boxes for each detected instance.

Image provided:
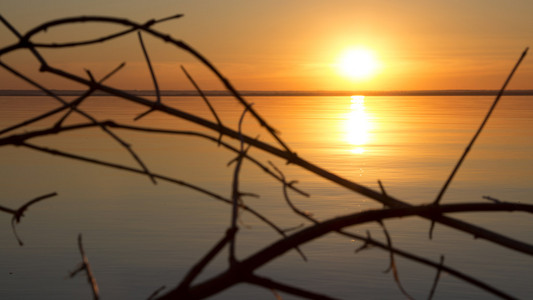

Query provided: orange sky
[1,0,532,91]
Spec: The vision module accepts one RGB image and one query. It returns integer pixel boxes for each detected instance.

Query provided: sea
[0,94,532,299]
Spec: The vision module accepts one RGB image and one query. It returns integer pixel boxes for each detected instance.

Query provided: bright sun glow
[338,48,378,79]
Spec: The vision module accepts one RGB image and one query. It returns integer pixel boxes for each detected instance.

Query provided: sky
[1,0,532,91]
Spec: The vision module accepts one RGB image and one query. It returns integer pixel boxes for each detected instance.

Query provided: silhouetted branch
[378,220,413,300]
[1,15,294,156]
[161,202,531,299]
[0,204,17,215]
[429,47,528,239]
[177,228,237,293]
[181,65,224,143]
[269,160,520,298]
[228,106,253,264]
[134,31,161,121]
[1,14,531,300]
[54,63,125,128]
[427,255,445,300]
[9,192,57,246]
[6,37,524,257]
[433,48,528,206]
[0,14,183,50]
[69,234,99,300]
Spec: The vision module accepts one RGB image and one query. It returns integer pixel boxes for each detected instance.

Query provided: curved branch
[9,192,57,246]
[162,203,530,299]
[1,15,292,155]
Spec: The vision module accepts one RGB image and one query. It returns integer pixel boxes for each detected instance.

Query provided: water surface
[0,95,532,299]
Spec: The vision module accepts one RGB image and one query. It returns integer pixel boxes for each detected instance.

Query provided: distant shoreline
[1,89,533,97]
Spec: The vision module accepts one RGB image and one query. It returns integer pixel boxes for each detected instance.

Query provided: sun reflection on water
[345,95,372,154]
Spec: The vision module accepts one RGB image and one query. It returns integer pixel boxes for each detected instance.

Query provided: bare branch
[177,228,237,292]
[2,14,531,300]
[10,192,57,246]
[377,220,414,300]
[162,202,530,299]
[433,47,528,206]
[228,105,252,264]
[181,65,224,143]
[427,255,445,300]
[69,234,99,300]
[135,31,161,121]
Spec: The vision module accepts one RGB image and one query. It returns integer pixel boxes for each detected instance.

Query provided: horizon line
[2,89,533,97]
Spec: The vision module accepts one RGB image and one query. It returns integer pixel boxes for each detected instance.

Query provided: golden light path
[345,95,372,154]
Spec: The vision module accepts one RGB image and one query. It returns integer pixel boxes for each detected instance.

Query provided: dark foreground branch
[159,202,531,299]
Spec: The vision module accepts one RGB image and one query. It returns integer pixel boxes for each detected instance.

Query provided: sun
[338,48,379,79]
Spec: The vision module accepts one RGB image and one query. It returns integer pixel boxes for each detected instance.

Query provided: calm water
[0,95,532,299]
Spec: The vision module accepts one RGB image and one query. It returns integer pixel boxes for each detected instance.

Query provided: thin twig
[181,65,224,143]
[2,15,531,300]
[16,140,292,247]
[54,63,125,128]
[162,202,529,299]
[229,105,252,264]
[377,220,414,300]
[16,58,530,256]
[10,192,57,246]
[5,38,532,261]
[433,48,528,206]
[3,15,294,156]
[0,14,183,50]
[135,31,161,121]
[177,228,237,292]
[69,234,99,300]
[429,48,528,239]
[427,255,445,300]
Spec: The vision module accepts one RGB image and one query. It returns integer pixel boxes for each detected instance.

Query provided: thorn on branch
[134,108,156,121]
[285,151,299,165]
[85,69,96,83]
[100,62,126,82]
[282,223,305,233]
[354,231,374,253]
[239,192,260,199]
[483,195,502,203]
[378,179,387,196]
